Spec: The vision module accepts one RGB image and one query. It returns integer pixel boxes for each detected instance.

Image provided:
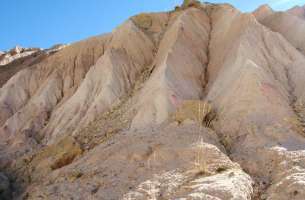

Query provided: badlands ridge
[1,1,305,199]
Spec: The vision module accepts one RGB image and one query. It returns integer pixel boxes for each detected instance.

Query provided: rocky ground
[1,0,305,199]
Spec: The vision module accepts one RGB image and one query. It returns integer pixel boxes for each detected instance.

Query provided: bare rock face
[288,5,305,19]
[9,46,23,55]
[253,4,305,55]
[0,46,41,66]
[253,4,273,20]
[1,1,305,200]
[0,44,67,88]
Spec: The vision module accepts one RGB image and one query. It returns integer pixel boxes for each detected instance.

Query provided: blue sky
[1,0,304,51]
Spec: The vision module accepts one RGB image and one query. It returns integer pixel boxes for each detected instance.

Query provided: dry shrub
[25,136,82,181]
[172,100,215,126]
[132,14,153,30]
[192,138,212,176]
[182,0,202,9]
[284,116,305,136]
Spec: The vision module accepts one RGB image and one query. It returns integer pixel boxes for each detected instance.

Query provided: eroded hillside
[1,1,305,199]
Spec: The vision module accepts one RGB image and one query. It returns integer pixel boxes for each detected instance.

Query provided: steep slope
[207,4,305,200]
[41,13,167,144]
[0,46,53,87]
[254,4,305,55]
[1,1,305,200]
[0,35,111,160]
[131,7,210,129]
[288,5,305,19]
[253,4,274,21]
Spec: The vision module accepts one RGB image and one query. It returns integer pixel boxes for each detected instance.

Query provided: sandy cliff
[1,1,305,199]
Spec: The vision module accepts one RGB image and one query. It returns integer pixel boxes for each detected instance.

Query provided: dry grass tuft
[172,100,215,126]
[192,138,212,177]
[284,116,305,136]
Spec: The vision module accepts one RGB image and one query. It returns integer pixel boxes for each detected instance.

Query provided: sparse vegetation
[132,14,153,30]
[172,100,213,125]
[290,100,305,136]
[216,166,229,173]
[284,116,305,135]
[67,170,83,182]
[219,135,233,153]
[182,0,202,8]
[24,136,82,181]
[174,6,182,12]
[75,64,156,151]
[193,137,211,176]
